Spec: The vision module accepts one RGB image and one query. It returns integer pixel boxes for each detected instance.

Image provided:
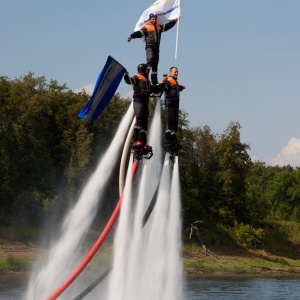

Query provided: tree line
[1,73,300,238]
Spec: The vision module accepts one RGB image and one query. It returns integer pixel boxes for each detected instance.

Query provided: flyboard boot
[130,126,141,146]
[131,130,153,161]
[167,132,182,163]
[151,72,158,85]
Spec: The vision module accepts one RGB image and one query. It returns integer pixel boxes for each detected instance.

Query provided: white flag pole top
[134,0,181,31]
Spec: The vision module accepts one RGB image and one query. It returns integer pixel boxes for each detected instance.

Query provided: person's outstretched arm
[162,18,178,32]
[127,27,147,41]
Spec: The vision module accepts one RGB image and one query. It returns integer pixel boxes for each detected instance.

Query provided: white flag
[134,0,181,31]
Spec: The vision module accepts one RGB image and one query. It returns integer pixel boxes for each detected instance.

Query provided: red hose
[47,161,140,300]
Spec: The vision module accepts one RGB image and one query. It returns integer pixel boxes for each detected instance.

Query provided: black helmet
[137,63,148,73]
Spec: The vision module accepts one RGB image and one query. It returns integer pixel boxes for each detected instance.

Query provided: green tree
[179,122,252,226]
[246,161,270,221]
[180,125,218,224]
[266,166,300,221]
[214,122,251,224]
[0,73,132,225]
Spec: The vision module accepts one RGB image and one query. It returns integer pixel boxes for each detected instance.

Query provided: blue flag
[77,56,126,122]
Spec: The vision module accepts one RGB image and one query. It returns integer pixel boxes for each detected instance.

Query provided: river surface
[1,275,300,299]
[185,275,300,299]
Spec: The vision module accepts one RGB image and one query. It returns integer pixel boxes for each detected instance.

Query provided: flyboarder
[124,63,160,148]
[127,13,178,85]
[159,66,187,151]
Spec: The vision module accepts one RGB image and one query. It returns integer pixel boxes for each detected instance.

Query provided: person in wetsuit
[124,63,159,146]
[127,13,178,85]
[159,66,187,149]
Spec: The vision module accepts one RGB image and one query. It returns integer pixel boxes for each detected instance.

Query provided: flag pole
[175,0,181,59]
[175,17,180,59]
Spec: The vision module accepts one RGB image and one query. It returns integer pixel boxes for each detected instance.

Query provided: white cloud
[269,137,300,167]
[74,84,95,96]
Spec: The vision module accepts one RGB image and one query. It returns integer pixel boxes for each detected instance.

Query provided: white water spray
[163,158,184,300]
[106,156,134,300]
[25,104,133,300]
[25,98,183,300]
[123,99,163,300]
[107,99,183,300]
[139,155,172,300]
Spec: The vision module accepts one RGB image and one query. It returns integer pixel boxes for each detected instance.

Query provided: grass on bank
[0,220,300,274]
[0,226,40,246]
[0,225,114,273]
[183,243,300,275]
[0,254,33,273]
[183,220,300,275]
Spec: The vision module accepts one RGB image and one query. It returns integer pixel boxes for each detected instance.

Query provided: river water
[185,276,300,299]
[1,275,300,299]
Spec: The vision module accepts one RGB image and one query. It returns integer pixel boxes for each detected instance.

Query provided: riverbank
[1,241,300,276]
[183,244,300,276]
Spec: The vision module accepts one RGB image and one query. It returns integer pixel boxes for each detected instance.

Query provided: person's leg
[167,106,180,148]
[167,106,175,133]
[134,102,149,145]
[164,105,173,146]
[132,102,142,143]
[146,47,154,78]
[173,107,179,133]
[140,103,149,145]
[150,47,159,85]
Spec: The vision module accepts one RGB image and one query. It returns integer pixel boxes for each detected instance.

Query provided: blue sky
[1,0,300,166]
